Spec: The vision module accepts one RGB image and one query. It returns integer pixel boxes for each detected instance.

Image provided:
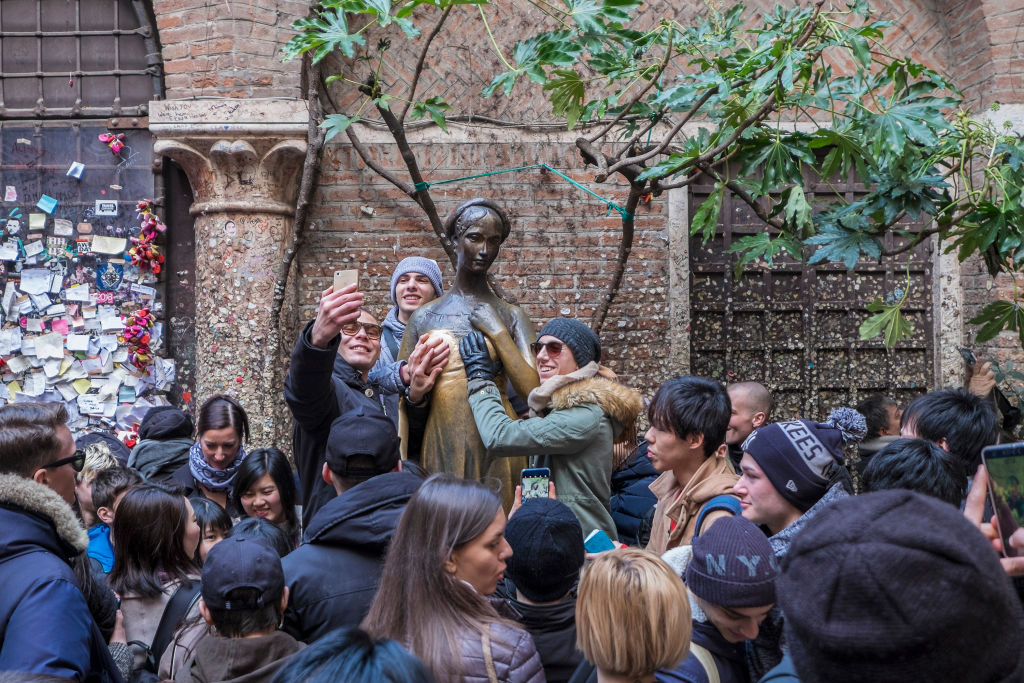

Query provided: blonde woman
[571,549,691,683]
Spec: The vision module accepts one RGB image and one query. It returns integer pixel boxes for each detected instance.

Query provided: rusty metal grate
[0,0,161,119]
[688,175,934,421]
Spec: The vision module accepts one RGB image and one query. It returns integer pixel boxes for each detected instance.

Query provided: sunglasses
[42,449,86,473]
[341,322,383,340]
[530,340,565,357]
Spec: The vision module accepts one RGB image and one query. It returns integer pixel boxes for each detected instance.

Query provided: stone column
[149,99,308,445]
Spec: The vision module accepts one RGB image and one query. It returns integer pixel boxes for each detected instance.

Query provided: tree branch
[586,28,675,143]
[599,89,715,180]
[592,183,646,333]
[263,55,327,441]
[399,4,454,123]
[345,126,414,195]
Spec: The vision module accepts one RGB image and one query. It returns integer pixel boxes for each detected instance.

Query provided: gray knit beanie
[390,256,443,305]
[538,318,601,367]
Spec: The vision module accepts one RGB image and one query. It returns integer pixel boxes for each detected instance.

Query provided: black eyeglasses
[530,340,565,357]
[42,449,86,473]
[341,322,383,340]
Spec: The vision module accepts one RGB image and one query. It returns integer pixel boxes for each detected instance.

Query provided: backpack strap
[690,642,721,683]
[382,326,400,361]
[693,494,742,539]
[148,580,202,673]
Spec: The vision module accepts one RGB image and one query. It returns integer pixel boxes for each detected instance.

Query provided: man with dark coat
[0,402,123,682]
[284,283,446,526]
[498,497,586,683]
[281,407,423,644]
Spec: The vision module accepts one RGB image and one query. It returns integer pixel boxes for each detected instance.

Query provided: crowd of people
[3,203,1024,682]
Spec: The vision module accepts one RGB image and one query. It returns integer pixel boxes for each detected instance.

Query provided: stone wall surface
[144,0,1024,424]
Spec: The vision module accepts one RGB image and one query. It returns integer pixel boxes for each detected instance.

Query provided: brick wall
[152,0,305,98]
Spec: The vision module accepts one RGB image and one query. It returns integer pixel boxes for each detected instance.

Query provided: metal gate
[688,175,934,421]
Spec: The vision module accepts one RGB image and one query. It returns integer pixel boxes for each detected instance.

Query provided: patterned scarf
[188,440,247,493]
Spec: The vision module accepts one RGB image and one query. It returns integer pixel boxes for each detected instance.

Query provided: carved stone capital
[150,99,309,215]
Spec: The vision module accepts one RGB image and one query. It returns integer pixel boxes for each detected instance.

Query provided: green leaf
[783,185,813,236]
[364,0,392,24]
[410,96,451,132]
[969,300,1024,346]
[286,10,366,62]
[320,114,359,142]
[860,297,913,346]
[727,232,803,278]
[690,184,724,243]
[805,222,881,270]
[543,69,585,129]
[394,16,420,38]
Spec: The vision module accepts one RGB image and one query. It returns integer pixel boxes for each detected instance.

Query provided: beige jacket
[646,455,739,555]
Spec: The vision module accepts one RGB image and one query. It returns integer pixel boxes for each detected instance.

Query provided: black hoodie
[280,470,422,643]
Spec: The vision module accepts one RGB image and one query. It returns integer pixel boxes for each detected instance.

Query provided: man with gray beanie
[762,489,1024,682]
[461,317,643,540]
[658,515,779,683]
[369,256,444,420]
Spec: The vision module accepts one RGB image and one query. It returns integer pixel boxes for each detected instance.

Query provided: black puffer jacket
[284,321,390,528]
[609,444,658,547]
[280,471,421,644]
[497,578,580,683]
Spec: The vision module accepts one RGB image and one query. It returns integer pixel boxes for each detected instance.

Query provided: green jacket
[468,377,643,540]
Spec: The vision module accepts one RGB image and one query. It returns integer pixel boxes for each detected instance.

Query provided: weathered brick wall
[152,0,305,98]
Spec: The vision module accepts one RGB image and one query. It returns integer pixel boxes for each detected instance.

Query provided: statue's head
[445,199,512,275]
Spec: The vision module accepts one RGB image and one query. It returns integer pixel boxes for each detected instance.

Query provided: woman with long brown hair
[108,483,203,679]
[362,474,544,682]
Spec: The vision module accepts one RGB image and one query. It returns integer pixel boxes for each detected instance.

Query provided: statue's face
[456,212,503,274]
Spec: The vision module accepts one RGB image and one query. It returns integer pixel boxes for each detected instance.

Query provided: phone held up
[520,467,550,504]
[334,269,359,293]
[981,442,1024,558]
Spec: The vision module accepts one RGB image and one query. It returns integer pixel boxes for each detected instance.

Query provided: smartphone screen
[520,467,550,503]
[958,345,978,368]
[334,269,358,293]
[981,443,1024,558]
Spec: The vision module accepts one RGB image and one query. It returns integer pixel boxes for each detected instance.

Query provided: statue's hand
[460,330,502,382]
[469,302,507,337]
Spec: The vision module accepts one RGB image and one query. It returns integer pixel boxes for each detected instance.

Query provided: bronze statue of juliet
[398,198,539,505]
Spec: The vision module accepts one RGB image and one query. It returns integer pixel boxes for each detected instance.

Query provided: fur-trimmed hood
[0,473,89,558]
[549,376,644,435]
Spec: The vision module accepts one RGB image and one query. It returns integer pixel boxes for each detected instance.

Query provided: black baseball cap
[201,536,284,610]
[325,406,401,477]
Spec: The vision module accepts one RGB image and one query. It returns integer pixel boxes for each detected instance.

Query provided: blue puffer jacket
[0,474,122,682]
[610,443,658,546]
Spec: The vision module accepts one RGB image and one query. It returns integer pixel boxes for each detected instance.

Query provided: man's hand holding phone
[965,463,1024,577]
[310,280,363,348]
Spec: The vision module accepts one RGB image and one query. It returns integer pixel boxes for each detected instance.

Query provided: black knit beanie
[741,407,865,512]
[138,406,195,441]
[779,489,1024,683]
[504,498,584,602]
[538,318,601,368]
[685,514,778,608]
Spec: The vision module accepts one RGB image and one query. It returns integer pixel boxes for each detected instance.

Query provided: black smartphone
[981,443,1024,558]
[957,345,978,368]
[520,467,551,504]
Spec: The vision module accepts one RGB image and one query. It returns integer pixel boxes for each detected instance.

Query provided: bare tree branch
[592,184,646,333]
[399,4,455,123]
[345,126,414,195]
